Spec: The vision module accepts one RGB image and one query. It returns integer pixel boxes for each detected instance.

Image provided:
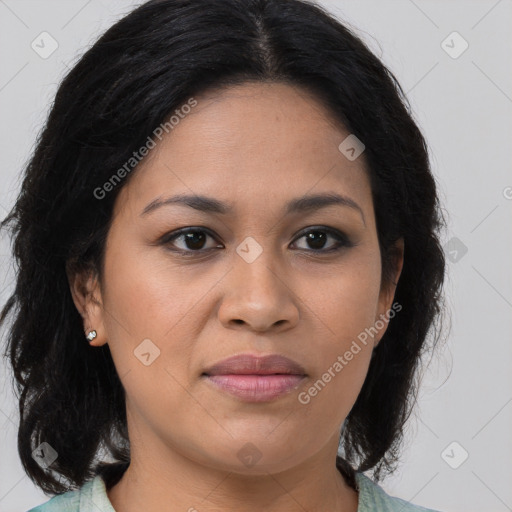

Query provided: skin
[69,82,403,512]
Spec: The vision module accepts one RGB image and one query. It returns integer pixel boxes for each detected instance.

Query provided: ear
[66,263,108,347]
[373,237,404,348]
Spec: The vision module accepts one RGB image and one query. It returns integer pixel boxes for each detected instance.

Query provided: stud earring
[86,330,97,342]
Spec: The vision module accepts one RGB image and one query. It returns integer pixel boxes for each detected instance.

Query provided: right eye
[160,227,223,254]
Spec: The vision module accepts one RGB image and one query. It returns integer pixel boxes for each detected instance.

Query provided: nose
[218,248,300,333]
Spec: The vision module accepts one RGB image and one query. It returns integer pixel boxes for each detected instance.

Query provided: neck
[106,445,358,512]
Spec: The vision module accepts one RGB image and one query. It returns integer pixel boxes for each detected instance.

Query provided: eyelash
[159,226,354,256]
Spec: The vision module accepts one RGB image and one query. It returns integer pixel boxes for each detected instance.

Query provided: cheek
[329,271,381,339]
[102,240,207,339]
[100,240,226,407]
[304,247,382,345]
[294,252,381,417]
[100,248,205,436]
[98,240,193,385]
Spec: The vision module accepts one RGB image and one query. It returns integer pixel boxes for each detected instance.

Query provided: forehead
[115,82,373,220]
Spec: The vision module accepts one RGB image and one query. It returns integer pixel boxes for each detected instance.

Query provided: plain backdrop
[0,1,511,511]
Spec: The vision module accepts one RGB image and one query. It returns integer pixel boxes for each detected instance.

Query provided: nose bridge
[218,234,299,331]
[233,234,286,300]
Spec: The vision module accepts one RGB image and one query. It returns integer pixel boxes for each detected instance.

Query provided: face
[70,82,403,475]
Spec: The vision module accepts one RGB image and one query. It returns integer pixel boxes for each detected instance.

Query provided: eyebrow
[140,192,365,225]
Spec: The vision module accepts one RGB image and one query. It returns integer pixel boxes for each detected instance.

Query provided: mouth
[202,353,307,402]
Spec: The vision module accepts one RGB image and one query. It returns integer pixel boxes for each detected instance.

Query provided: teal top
[27,472,441,511]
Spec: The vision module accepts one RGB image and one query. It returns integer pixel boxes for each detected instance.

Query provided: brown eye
[161,228,222,252]
[292,227,353,253]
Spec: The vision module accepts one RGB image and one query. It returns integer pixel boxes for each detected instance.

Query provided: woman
[0,0,447,510]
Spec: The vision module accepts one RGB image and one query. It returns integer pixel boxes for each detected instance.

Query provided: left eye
[291,227,351,252]
[161,227,351,254]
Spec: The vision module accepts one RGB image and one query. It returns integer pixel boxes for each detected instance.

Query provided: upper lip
[203,354,307,376]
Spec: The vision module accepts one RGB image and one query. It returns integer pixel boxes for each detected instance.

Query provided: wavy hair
[0,0,447,495]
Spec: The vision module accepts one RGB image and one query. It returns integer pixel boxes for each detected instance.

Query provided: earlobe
[66,264,108,347]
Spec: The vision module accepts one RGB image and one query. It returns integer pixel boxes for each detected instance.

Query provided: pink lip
[202,354,307,402]
[203,353,307,376]
[204,374,306,402]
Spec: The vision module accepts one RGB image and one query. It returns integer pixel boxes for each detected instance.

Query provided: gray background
[1,1,511,511]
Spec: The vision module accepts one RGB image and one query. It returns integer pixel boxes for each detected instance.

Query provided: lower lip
[203,374,306,402]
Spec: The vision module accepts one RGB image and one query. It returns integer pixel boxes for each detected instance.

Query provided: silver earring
[86,330,97,342]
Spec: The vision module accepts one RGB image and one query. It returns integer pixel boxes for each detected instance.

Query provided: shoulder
[26,475,115,512]
[355,472,442,512]
[26,486,82,512]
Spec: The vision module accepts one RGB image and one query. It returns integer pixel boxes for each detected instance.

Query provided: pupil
[185,231,205,250]
[307,231,326,249]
